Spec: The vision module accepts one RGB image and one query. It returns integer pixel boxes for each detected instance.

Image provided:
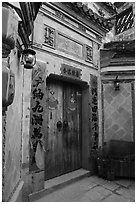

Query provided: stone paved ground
[34,176,135,202]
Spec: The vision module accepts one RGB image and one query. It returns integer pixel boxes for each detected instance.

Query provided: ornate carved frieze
[78,24,86,32]
[85,45,93,62]
[42,25,96,63]
[43,25,55,48]
[55,10,65,20]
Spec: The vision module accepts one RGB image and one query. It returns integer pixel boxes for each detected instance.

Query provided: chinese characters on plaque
[60,64,82,80]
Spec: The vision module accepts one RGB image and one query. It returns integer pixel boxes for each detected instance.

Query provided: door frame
[45,74,90,180]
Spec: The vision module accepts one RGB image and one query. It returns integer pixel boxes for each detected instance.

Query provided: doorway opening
[45,77,82,180]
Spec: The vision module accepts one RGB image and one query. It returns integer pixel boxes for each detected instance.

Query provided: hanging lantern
[22,48,36,69]
[114,76,120,91]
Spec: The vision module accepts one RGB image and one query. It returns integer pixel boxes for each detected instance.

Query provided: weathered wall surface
[22,62,47,201]
[102,80,134,143]
[21,68,32,201]
[3,49,23,201]
[26,4,102,195]
[33,11,101,83]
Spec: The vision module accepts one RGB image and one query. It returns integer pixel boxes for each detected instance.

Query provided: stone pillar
[21,68,33,201]
[22,61,47,201]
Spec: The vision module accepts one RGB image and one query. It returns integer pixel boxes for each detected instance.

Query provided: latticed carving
[44,25,55,48]
[116,6,134,35]
[85,45,93,62]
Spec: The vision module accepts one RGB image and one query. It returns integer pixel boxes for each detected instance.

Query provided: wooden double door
[45,79,82,180]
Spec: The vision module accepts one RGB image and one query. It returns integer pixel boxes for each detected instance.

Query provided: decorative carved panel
[78,24,86,32]
[43,25,55,48]
[57,33,83,58]
[85,45,93,62]
[55,10,65,20]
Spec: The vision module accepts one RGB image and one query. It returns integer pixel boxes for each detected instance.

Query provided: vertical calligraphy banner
[90,74,99,150]
[29,62,47,172]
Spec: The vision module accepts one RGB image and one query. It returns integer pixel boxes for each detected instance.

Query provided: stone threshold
[29,169,90,202]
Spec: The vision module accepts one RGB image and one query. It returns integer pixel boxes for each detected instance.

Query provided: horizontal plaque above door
[57,33,83,58]
[60,64,82,80]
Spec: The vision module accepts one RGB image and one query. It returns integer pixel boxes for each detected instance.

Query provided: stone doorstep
[29,169,90,202]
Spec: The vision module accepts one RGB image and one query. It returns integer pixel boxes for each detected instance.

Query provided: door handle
[56,121,62,131]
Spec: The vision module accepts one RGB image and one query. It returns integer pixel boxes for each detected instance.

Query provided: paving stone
[129,183,135,190]
[102,181,120,191]
[34,190,63,202]
[116,187,135,201]
[77,178,98,191]
[35,178,96,202]
[33,176,135,202]
[84,186,112,202]
[88,175,108,185]
[115,179,134,188]
[69,195,92,202]
[102,193,131,202]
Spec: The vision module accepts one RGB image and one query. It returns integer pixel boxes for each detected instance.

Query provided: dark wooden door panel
[45,80,63,180]
[45,79,82,180]
[63,83,82,173]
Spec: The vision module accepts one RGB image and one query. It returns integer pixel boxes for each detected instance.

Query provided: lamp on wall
[114,75,120,91]
[21,48,36,69]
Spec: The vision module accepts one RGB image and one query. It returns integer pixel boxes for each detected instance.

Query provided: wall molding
[33,45,98,71]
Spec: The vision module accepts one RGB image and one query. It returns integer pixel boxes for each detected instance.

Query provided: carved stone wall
[33,11,100,69]
[57,33,83,58]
